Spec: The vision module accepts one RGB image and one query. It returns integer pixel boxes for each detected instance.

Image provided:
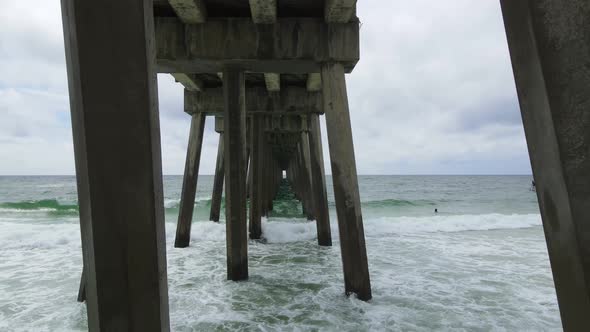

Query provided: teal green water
[0,175,560,331]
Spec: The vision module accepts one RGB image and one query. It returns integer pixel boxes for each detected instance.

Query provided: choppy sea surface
[0,175,561,331]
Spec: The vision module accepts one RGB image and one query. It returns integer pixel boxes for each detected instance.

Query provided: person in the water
[434,208,438,213]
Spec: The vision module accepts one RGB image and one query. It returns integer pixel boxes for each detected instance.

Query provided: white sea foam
[260,217,318,243]
[0,213,558,331]
[364,213,542,235]
[164,196,211,209]
[163,198,180,208]
[186,221,226,242]
[0,207,59,213]
[0,221,81,250]
[0,213,541,252]
[178,217,318,244]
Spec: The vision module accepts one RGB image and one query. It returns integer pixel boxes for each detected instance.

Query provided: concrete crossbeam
[168,0,207,24]
[249,0,277,24]
[155,18,359,73]
[214,114,307,133]
[184,87,322,115]
[264,73,281,91]
[306,73,322,91]
[171,73,203,91]
[325,0,357,23]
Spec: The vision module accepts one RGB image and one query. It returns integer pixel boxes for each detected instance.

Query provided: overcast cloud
[0,0,531,175]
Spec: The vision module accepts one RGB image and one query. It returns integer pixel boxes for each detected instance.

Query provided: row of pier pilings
[60,0,589,330]
[173,90,343,277]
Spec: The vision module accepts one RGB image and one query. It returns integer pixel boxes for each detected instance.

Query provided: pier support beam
[501,0,590,329]
[299,132,315,221]
[60,0,170,328]
[223,67,249,281]
[322,62,371,301]
[308,114,332,246]
[77,269,86,302]
[175,112,206,247]
[210,132,225,222]
[265,152,274,212]
[249,116,263,239]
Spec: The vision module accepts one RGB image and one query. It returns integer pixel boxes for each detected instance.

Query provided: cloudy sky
[0,0,531,175]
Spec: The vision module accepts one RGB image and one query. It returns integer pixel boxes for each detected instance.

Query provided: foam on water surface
[0,213,560,331]
[0,175,561,331]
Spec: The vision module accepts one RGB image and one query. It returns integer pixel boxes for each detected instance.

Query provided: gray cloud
[0,0,531,175]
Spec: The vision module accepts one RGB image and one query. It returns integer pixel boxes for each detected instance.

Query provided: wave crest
[361,198,437,207]
[365,213,542,234]
[0,199,78,215]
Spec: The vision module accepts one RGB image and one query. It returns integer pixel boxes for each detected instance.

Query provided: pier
[59,0,589,330]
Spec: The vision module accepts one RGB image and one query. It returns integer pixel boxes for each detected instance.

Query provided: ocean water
[0,175,561,331]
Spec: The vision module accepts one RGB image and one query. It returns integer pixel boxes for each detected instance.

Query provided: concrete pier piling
[303,131,316,220]
[322,62,372,301]
[308,114,332,246]
[210,132,225,222]
[501,0,590,329]
[298,134,315,221]
[223,67,249,281]
[61,0,170,328]
[249,115,264,240]
[175,112,206,248]
[76,268,86,303]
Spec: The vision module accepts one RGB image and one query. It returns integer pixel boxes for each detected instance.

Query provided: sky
[0,0,532,175]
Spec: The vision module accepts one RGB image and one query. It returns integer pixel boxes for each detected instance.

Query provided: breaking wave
[364,213,542,235]
[0,199,78,216]
[361,198,438,207]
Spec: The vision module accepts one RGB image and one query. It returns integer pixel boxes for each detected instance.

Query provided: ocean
[0,175,561,331]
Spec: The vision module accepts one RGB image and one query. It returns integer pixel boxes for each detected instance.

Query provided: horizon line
[0,173,534,177]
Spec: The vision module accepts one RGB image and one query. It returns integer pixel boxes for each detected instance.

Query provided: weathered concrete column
[293,151,302,201]
[246,118,252,199]
[286,166,294,194]
[290,155,299,199]
[501,0,590,329]
[223,66,248,281]
[249,115,263,239]
[77,269,86,302]
[308,114,332,246]
[266,151,274,212]
[60,0,170,328]
[296,142,311,218]
[175,112,206,247]
[300,133,315,220]
[246,150,252,199]
[273,161,280,199]
[210,132,225,222]
[262,143,271,215]
[322,62,371,301]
